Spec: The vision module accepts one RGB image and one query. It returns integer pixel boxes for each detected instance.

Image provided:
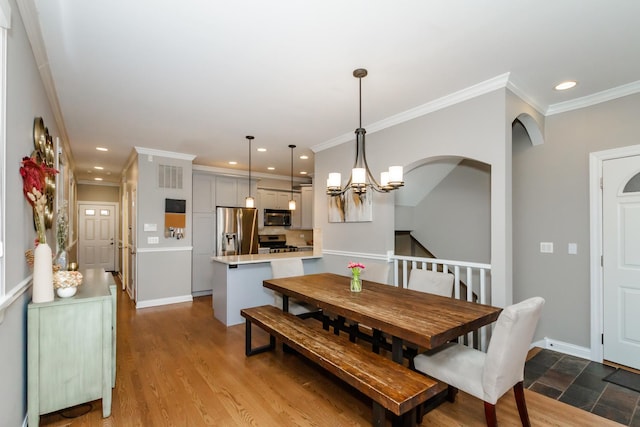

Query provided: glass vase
[54,248,68,271]
[350,274,362,292]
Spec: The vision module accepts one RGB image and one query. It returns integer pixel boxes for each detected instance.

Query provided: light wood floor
[40,287,623,426]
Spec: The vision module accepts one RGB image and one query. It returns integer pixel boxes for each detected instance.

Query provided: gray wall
[134,153,193,303]
[513,92,640,348]
[408,159,491,264]
[77,183,119,202]
[0,0,63,424]
[315,89,513,307]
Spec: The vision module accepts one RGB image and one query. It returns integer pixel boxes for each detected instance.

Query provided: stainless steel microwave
[264,209,291,226]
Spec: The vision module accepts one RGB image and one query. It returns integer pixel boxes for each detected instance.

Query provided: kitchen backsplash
[260,227,313,247]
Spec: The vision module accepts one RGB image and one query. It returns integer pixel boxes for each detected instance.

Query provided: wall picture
[328,189,373,223]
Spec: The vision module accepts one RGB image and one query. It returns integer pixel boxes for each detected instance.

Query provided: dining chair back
[270,258,304,278]
[362,263,391,285]
[270,259,315,316]
[413,297,545,427]
[407,269,454,297]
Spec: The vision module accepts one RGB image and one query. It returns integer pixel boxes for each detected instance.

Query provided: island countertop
[211,250,322,266]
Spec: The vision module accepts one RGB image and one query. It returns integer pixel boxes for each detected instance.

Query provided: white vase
[32,243,54,303]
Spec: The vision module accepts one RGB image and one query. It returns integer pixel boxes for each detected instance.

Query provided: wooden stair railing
[394,231,478,304]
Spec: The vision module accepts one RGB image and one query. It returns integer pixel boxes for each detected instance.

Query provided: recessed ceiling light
[267,166,275,170]
[228,161,237,165]
[94,166,104,170]
[94,177,103,181]
[96,147,108,152]
[554,81,577,91]
[257,148,267,152]
[300,171,307,175]
[299,155,309,160]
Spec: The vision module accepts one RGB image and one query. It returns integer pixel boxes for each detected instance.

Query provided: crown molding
[546,80,640,116]
[505,80,545,115]
[312,73,511,153]
[16,0,70,149]
[134,146,196,161]
[192,164,312,183]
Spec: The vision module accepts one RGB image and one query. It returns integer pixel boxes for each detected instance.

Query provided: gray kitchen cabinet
[291,193,302,228]
[28,268,116,426]
[193,173,216,212]
[192,212,215,294]
[259,189,291,210]
[301,185,313,229]
[215,176,256,207]
[215,176,238,207]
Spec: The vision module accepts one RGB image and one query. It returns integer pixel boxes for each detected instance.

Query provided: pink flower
[348,262,365,276]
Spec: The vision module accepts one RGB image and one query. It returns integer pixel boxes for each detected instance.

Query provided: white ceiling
[24,0,640,184]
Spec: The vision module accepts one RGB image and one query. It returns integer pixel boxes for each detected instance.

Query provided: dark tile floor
[525,349,640,426]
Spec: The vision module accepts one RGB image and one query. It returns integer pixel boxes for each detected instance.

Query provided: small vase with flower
[348,262,365,292]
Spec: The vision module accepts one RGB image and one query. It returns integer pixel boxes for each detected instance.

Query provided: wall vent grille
[158,165,183,189]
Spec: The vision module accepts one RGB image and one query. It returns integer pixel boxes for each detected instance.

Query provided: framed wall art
[328,189,372,223]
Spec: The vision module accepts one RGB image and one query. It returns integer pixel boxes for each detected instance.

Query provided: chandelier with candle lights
[326,68,404,196]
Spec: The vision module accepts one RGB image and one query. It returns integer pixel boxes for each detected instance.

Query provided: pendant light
[326,68,404,196]
[245,135,255,208]
[288,144,296,210]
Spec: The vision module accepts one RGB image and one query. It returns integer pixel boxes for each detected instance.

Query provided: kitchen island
[211,251,322,326]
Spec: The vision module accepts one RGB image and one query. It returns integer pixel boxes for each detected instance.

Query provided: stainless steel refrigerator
[216,207,259,256]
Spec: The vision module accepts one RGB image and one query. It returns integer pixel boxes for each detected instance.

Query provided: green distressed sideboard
[27,268,117,426]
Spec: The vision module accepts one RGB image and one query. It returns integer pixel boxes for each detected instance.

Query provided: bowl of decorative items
[53,271,83,298]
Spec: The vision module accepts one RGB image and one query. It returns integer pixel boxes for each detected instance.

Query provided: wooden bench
[241,305,443,427]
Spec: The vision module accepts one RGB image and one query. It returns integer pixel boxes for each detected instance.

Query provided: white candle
[327,172,341,188]
[352,168,366,185]
[388,166,403,184]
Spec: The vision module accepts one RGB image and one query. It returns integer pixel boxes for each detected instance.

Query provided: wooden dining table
[263,272,502,363]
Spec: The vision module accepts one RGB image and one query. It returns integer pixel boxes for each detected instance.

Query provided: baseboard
[136,294,193,309]
[192,290,212,297]
[534,337,592,360]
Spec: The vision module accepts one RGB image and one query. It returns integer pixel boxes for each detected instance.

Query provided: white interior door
[78,203,116,271]
[603,155,640,369]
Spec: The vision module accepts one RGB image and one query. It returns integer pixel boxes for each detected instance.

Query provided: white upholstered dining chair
[413,297,545,427]
[407,269,454,297]
[270,259,317,316]
[361,262,391,285]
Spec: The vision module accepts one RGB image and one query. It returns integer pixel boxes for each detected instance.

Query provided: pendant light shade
[288,144,296,210]
[245,136,255,208]
[326,68,404,196]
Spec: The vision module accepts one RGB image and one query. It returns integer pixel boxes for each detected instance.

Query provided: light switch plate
[568,243,578,254]
[143,223,157,232]
[147,236,159,244]
[540,242,554,253]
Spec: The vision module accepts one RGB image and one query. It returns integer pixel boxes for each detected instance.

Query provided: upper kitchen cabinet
[216,176,238,206]
[193,172,258,210]
[216,176,257,207]
[258,189,291,210]
[290,193,302,229]
[193,173,216,212]
[301,185,313,229]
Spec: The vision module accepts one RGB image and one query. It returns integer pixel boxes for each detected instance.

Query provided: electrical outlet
[540,242,553,253]
[568,243,577,254]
